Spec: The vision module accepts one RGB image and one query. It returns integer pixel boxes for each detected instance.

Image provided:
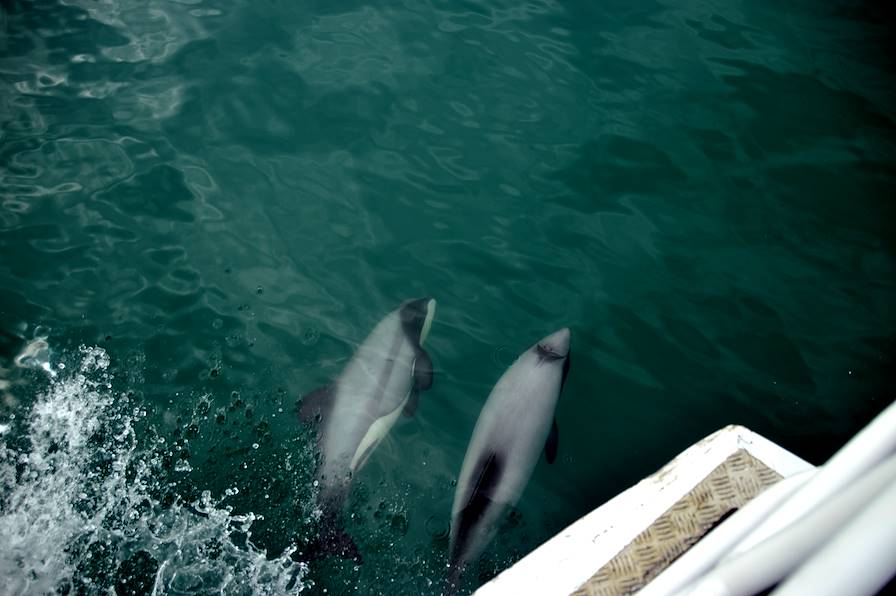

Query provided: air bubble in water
[301,328,320,346]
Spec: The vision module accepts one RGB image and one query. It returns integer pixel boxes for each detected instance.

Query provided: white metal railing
[644,399,896,596]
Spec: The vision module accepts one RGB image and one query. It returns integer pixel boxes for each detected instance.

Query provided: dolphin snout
[539,327,570,358]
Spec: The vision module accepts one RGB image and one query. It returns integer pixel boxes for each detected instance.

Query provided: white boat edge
[473,424,815,596]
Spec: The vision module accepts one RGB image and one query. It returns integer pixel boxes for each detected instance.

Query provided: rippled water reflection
[1,0,894,593]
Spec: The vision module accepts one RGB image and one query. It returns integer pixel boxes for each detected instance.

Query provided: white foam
[0,345,309,595]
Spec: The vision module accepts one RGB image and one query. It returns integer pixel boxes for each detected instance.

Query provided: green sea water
[1,0,894,594]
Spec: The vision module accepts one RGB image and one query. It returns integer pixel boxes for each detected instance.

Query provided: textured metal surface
[572,449,782,596]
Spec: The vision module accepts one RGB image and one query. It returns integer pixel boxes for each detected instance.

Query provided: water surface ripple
[1,0,894,593]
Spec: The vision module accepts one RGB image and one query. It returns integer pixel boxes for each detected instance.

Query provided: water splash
[13,336,55,377]
[0,346,308,595]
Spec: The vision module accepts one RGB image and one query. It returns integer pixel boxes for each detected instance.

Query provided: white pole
[638,470,814,596]
[771,477,896,596]
[684,454,896,596]
[728,400,896,556]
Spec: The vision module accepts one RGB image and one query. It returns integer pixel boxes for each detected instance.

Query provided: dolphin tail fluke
[323,525,363,563]
[303,484,362,562]
[445,561,466,595]
[307,522,363,563]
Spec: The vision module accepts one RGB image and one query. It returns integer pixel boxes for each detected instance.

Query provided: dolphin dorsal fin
[470,452,502,503]
[298,385,333,422]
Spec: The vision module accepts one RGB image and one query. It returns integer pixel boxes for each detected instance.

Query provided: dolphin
[298,298,436,556]
[448,327,570,587]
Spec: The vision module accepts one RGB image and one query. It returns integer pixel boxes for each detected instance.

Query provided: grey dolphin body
[449,328,570,585]
[300,298,437,519]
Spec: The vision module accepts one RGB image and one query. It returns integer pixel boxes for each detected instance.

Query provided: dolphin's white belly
[350,385,411,471]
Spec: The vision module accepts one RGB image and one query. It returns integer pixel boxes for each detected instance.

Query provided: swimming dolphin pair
[297,299,570,585]
[298,298,436,557]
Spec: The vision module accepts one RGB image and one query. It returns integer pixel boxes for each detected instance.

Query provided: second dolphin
[448,327,571,586]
